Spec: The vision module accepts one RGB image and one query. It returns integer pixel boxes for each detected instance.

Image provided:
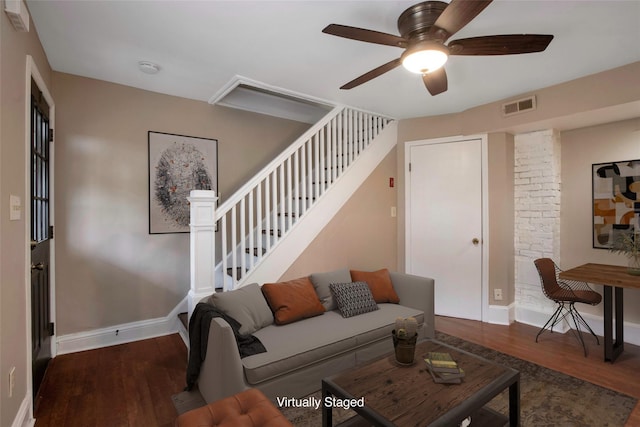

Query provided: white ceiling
[26,0,640,120]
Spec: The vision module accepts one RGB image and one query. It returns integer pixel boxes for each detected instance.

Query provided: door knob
[31,262,45,270]
[472,238,480,245]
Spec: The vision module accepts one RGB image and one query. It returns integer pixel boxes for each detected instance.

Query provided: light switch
[10,195,21,221]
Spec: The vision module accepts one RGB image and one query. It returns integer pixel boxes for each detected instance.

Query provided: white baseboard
[515,305,570,334]
[56,296,188,355]
[11,393,35,427]
[178,326,189,349]
[515,305,640,346]
[486,303,516,325]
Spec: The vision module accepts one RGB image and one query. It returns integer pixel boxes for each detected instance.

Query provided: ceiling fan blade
[448,34,554,55]
[323,24,407,48]
[422,68,448,96]
[340,58,402,90]
[430,0,493,41]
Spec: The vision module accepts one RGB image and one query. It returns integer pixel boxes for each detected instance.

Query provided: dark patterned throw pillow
[329,281,379,318]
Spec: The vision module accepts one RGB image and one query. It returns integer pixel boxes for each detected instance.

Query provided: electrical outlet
[494,289,503,301]
[9,367,15,398]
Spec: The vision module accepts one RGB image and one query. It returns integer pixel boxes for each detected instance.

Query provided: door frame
[404,134,489,322]
[24,55,56,404]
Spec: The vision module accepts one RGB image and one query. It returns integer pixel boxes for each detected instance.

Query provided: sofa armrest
[390,271,435,338]
[197,317,248,403]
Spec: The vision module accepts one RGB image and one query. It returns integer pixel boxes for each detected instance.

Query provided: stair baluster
[188,106,392,313]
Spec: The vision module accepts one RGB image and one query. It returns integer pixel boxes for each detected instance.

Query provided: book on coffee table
[427,365,465,384]
[425,359,462,374]
[425,352,465,384]
[425,352,461,373]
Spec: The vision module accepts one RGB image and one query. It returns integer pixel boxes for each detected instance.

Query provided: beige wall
[487,132,515,304]
[397,62,640,312]
[399,62,640,142]
[52,72,310,335]
[0,10,52,427]
[1,11,638,424]
[281,148,398,280]
[561,118,640,322]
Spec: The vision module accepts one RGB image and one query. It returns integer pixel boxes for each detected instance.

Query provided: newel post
[188,190,218,320]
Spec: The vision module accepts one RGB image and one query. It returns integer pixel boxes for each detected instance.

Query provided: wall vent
[5,0,30,32]
[502,96,536,117]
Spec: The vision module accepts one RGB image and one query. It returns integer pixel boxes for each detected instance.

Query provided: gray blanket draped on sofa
[185,302,266,390]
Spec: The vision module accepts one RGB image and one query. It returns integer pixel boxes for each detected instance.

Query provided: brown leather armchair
[175,388,292,427]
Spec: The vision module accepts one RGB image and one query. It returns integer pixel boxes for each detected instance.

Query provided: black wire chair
[534,258,602,356]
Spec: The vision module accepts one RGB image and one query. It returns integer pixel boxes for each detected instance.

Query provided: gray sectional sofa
[196,268,435,403]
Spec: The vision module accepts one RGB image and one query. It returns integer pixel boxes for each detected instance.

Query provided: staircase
[187,106,396,316]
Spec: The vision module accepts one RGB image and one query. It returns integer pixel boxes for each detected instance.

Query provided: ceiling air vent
[210,76,334,124]
[502,96,536,117]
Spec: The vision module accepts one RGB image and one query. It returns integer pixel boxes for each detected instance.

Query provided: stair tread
[205,110,388,289]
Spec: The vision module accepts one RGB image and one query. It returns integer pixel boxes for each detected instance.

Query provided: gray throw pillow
[329,281,379,318]
[209,283,274,335]
[310,268,352,311]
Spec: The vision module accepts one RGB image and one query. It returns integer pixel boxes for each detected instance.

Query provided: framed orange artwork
[592,159,640,249]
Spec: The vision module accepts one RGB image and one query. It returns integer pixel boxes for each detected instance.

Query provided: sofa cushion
[208,283,274,335]
[262,277,325,325]
[330,282,379,318]
[243,304,424,385]
[309,268,352,311]
[351,268,400,304]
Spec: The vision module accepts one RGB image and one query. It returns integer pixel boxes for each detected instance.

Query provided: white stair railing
[189,106,392,309]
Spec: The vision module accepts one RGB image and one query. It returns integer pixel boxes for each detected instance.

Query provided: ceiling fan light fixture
[401,42,449,74]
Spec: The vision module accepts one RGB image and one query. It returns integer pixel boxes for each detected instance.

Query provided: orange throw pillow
[350,268,400,304]
[261,277,326,325]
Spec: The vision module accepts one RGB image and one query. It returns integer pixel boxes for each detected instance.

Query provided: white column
[188,190,218,319]
[514,129,562,321]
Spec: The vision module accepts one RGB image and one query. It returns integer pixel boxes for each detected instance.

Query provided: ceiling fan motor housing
[397,1,448,41]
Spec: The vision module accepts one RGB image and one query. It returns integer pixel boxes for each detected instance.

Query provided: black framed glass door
[30,78,53,402]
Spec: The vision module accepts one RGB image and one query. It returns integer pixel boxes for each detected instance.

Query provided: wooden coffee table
[322,339,520,427]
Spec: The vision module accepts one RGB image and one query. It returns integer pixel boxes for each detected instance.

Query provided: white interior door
[407,138,483,320]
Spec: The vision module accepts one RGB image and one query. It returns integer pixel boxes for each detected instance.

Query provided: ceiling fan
[322,0,553,96]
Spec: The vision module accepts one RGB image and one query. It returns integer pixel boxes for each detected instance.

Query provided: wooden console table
[559,263,640,362]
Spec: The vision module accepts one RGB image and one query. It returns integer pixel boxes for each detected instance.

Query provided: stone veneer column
[514,129,562,318]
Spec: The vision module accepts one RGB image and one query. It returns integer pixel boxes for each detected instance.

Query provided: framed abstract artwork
[592,159,640,249]
[148,131,218,234]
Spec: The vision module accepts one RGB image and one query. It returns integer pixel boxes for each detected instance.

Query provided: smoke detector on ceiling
[502,96,537,117]
[138,61,160,75]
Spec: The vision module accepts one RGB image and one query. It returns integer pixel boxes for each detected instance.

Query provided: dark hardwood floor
[33,318,640,426]
[34,334,187,427]
[436,315,640,427]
